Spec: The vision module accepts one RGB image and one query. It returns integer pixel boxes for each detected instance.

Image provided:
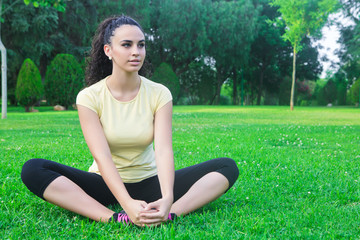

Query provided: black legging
[21,158,239,206]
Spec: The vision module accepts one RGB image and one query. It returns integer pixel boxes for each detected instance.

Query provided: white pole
[0,38,6,119]
[0,0,7,119]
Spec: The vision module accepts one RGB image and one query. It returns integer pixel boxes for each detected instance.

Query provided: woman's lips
[129,59,141,65]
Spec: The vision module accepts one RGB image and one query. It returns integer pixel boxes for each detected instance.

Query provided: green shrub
[151,62,180,104]
[15,58,44,112]
[219,95,231,105]
[349,78,360,105]
[45,54,84,109]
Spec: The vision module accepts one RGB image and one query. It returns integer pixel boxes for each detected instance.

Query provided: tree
[148,0,211,75]
[24,0,67,11]
[248,0,286,105]
[178,59,217,105]
[270,0,339,110]
[0,0,66,119]
[349,78,360,106]
[336,1,359,102]
[45,53,84,109]
[207,0,260,104]
[15,58,43,111]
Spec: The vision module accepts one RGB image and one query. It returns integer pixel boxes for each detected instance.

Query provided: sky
[315,11,355,78]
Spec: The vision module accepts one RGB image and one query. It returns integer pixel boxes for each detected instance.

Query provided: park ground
[1,106,360,239]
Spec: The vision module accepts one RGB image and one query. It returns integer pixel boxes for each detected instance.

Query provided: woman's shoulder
[76,78,107,107]
[140,76,172,110]
[78,78,107,96]
[140,76,169,92]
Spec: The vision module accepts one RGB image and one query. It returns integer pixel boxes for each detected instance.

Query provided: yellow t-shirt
[76,76,172,183]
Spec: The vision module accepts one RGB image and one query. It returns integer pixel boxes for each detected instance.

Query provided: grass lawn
[1,106,360,239]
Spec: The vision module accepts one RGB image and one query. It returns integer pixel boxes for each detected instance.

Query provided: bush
[45,54,84,109]
[151,62,180,104]
[219,95,231,105]
[15,58,44,112]
[349,78,360,105]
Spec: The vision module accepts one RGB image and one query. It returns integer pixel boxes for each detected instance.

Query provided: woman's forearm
[155,149,175,201]
[153,102,175,202]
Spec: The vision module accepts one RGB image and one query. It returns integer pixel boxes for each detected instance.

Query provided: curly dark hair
[85,16,144,86]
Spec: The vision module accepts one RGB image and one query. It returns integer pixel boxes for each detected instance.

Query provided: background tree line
[0,0,359,108]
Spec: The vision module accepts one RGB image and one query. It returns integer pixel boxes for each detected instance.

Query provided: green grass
[1,106,360,239]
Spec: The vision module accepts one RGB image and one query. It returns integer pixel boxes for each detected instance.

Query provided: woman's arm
[154,101,175,201]
[77,105,148,225]
[140,101,175,224]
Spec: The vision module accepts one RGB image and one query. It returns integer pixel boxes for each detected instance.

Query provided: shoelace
[168,213,175,220]
[117,212,132,224]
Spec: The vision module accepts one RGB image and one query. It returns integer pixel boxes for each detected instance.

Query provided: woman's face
[105,25,146,73]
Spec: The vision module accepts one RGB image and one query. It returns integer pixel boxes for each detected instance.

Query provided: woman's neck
[106,70,141,102]
[107,70,140,91]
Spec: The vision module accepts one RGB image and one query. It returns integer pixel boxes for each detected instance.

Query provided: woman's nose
[132,46,140,56]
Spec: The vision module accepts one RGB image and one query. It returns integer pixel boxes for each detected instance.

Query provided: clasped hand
[124,198,172,227]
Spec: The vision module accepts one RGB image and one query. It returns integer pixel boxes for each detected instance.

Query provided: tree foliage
[207,0,260,104]
[336,0,360,93]
[270,0,339,110]
[151,62,180,103]
[2,0,358,107]
[15,58,44,111]
[155,0,210,65]
[179,59,217,105]
[24,0,67,12]
[249,1,287,105]
[1,0,59,104]
[349,78,360,105]
[44,53,84,109]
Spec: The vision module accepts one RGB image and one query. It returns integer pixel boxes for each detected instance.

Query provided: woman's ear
[104,44,111,59]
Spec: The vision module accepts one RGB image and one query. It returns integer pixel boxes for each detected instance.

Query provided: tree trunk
[257,65,265,105]
[240,70,244,106]
[290,47,296,111]
[232,69,237,105]
[250,78,255,105]
[211,73,223,105]
[1,0,8,119]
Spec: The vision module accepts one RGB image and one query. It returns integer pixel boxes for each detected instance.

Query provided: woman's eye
[138,43,145,48]
[122,43,131,48]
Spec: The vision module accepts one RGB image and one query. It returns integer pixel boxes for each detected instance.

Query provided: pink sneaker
[117,211,133,225]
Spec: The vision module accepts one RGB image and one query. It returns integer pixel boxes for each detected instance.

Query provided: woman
[21,16,239,227]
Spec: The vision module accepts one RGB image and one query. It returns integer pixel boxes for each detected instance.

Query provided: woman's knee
[21,158,47,184]
[21,158,58,199]
[217,157,239,188]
